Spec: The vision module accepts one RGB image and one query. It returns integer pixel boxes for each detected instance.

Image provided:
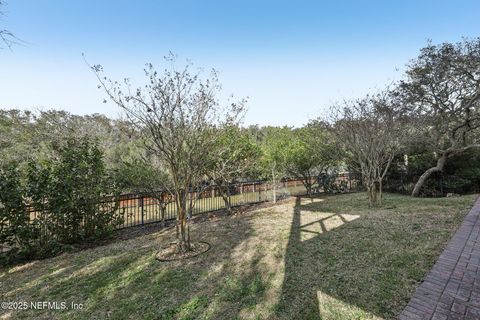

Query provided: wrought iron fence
[383,172,480,197]
[108,179,307,229]
[25,174,358,231]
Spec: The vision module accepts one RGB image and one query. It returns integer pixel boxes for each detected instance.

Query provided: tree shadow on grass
[1,193,458,319]
[275,195,415,320]
[0,211,270,320]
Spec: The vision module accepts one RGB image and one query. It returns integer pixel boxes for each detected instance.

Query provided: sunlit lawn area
[116,185,307,227]
[1,192,477,319]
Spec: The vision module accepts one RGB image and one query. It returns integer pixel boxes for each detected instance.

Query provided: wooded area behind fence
[27,173,359,231]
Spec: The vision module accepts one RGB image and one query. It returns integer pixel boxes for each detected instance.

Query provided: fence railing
[25,173,358,231]
[383,172,480,196]
[110,178,306,229]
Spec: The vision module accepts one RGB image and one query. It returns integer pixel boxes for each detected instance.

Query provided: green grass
[1,192,477,319]
[117,184,308,227]
[27,184,308,228]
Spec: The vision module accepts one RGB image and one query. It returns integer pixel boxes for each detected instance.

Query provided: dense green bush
[0,163,30,250]
[0,137,123,262]
[316,171,348,194]
[27,138,123,243]
[441,149,480,194]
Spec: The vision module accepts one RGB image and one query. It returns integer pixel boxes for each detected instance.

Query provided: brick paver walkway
[399,197,480,320]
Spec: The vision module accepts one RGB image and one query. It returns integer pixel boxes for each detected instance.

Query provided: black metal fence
[384,172,480,197]
[24,174,358,231]
[110,179,307,229]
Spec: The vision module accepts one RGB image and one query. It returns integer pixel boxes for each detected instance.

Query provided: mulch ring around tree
[155,241,211,261]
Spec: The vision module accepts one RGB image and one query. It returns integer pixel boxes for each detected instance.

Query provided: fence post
[140,196,144,225]
[348,171,352,191]
[240,183,244,204]
[264,183,267,201]
[440,173,444,196]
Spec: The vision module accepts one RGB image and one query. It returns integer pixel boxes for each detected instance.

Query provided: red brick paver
[399,197,480,320]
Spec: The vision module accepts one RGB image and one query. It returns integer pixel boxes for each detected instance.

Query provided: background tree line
[1,38,480,257]
[0,106,342,258]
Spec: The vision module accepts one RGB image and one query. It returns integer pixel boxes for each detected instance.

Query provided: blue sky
[1,0,479,126]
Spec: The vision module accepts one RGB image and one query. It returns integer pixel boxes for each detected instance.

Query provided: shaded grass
[0,192,477,319]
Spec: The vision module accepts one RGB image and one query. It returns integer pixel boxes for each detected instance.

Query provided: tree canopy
[91,57,246,252]
[400,38,480,196]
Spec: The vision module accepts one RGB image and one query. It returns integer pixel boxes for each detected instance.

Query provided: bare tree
[0,1,21,49]
[400,39,480,196]
[331,91,404,206]
[89,56,245,252]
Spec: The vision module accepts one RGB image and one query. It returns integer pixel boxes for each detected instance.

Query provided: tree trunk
[175,220,179,239]
[273,183,277,203]
[177,211,190,252]
[366,182,378,207]
[272,167,277,203]
[156,193,168,227]
[160,203,166,227]
[302,178,312,198]
[411,152,448,197]
[175,191,191,252]
[378,179,383,206]
[187,190,193,219]
[368,187,373,207]
[177,214,187,252]
[220,186,232,213]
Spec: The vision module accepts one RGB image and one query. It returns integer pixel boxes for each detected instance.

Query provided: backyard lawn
[0,192,477,320]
